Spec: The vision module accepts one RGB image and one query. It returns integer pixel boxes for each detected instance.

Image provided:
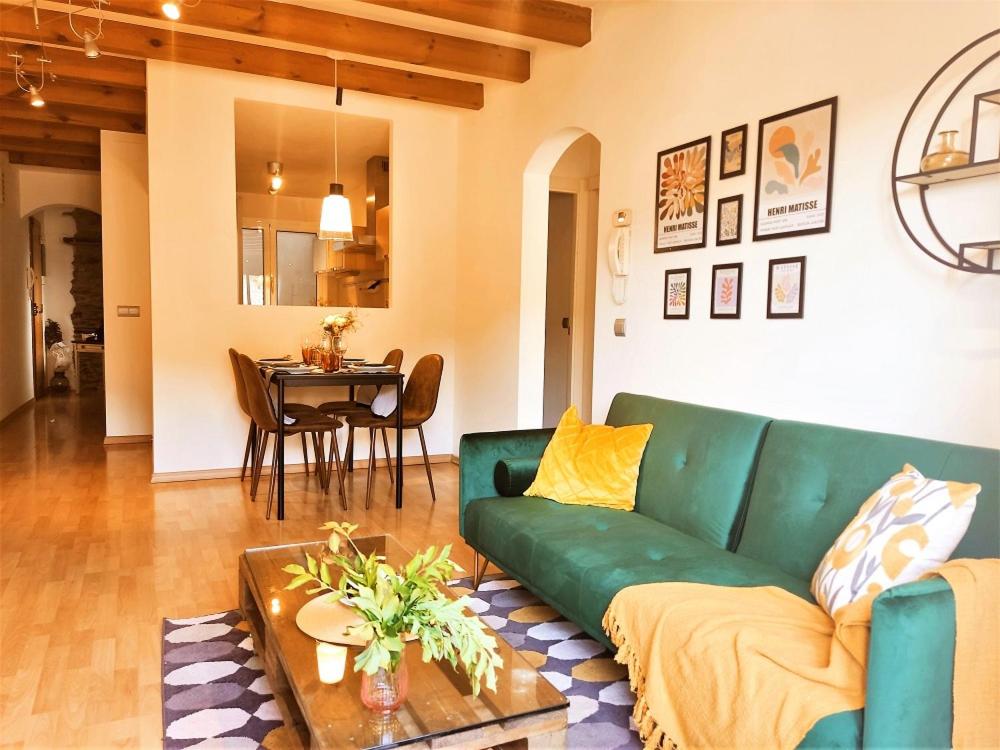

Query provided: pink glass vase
[359,656,409,714]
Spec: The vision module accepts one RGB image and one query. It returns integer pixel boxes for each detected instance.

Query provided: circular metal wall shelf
[891,29,1000,274]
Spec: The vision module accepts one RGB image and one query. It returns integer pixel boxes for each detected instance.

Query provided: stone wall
[68,208,104,392]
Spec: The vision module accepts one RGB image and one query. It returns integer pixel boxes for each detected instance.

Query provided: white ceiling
[234,99,390,199]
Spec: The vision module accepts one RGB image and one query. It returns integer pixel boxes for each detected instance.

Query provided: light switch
[614,318,626,337]
[117,306,141,317]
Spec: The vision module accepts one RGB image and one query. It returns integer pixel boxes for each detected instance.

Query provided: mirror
[234,100,391,308]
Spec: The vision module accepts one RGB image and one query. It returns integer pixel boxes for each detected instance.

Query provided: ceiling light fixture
[267,161,283,195]
[83,30,100,59]
[29,84,45,107]
[161,0,200,21]
[9,52,48,108]
[67,0,107,59]
[319,59,354,242]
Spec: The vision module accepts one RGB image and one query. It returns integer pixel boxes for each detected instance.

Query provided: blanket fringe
[603,608,680,750]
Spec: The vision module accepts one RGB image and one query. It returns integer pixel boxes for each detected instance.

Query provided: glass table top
[242,534,567,749]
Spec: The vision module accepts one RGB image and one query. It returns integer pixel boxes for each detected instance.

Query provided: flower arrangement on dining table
[321,309,360,338]
[283,522,503,697]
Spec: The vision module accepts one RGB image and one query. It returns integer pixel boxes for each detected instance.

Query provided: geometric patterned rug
[161,611,284,748]
[453,574,642,749]
[161,577,641,749]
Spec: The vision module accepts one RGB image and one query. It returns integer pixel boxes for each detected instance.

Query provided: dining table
[266,367,405,520]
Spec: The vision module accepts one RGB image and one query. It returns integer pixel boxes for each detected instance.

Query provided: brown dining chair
[229,349,318,482]
[237,354,347,517]
[346,354,443,509]
[318,348,403,480]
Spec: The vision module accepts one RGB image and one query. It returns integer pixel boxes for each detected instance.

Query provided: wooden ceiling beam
[0,7,484,109]
[1,100,144,133]
[358,0,592,46]
[7,151,100,171]
[0,77,146,115]
[0,42,147,89]
[0,136,100,158]
[106,0,530,83]
[0,118,101,145]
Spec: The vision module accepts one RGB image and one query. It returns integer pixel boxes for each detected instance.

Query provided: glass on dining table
[301,336,313,366]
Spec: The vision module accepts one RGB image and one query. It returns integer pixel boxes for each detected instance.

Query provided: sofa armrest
[863,578,955,749]
[458,428,554,536]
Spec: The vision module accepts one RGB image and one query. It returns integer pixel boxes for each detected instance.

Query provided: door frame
[28,215,46,397]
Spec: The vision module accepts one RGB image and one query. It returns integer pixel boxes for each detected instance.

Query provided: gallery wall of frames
[657,96,836,323]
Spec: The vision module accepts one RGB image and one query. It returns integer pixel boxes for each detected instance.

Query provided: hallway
[0,395,462,748]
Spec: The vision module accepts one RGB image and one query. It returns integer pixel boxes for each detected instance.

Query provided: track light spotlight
[267,161,284,195]
[83,30,101,59]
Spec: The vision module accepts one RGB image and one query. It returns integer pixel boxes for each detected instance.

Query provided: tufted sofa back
[605,393,771,550]
[736,420,1000,582]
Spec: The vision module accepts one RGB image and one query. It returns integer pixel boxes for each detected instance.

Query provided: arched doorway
[518,129,600,428]
[25,205,104,399]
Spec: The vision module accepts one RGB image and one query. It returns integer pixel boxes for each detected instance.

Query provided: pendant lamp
[319,59,354,241]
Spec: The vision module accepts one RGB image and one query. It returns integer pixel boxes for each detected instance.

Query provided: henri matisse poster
[753,97,837,241]
[767,256,807,318]
[664,268,691,319]
[655,136,711,252]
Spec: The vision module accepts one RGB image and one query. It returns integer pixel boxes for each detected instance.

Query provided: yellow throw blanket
[937,559,1000,750]
[603,559,998,750]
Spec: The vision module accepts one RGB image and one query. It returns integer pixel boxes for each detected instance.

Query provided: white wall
[455,1,1000,450]
[0,153,31,422]
[101,131,153,438]
[146,61,458,475]
[0,155,100,422]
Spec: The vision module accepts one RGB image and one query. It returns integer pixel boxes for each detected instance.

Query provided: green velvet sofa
[459,393,999,749]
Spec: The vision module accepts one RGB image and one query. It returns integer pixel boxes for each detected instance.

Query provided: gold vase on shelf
[920,130,970,172]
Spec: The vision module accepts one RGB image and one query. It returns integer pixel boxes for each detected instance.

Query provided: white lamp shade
[319,187,354,241]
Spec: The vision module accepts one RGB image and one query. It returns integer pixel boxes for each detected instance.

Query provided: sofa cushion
[525,405,653,510]
[737,420,1000,583]
[605,393,771,549]
[493,457,541,497]
[465,496,812,644]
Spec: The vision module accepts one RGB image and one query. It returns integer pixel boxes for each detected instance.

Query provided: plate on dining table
[349,365,395,372]
[257,356,293,363]
[268,364,318,373]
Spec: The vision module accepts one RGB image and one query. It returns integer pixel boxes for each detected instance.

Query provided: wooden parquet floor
[0,394,469,749]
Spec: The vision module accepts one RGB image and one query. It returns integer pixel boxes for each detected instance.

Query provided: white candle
[316,642,347,684]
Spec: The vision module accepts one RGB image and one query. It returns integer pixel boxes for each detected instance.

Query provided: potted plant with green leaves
[283,522,503,713]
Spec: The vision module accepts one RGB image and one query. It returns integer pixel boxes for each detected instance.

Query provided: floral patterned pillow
[811,464,980,618]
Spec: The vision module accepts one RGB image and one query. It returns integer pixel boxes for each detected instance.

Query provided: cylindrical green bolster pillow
[494,457,542,497]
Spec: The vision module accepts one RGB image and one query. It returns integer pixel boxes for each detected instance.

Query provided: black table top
[265,369,403,387]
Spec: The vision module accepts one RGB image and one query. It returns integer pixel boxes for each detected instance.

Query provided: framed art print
[716,194,743,245]
[767,256,807,318]
[753,97,837,241]
[664,268,691,319]
[655,136,711,253]
[720,123,748,179]
[710,262,742,319]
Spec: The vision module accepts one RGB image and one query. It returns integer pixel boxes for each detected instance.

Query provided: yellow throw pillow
[524,405,653,511]
[811,463,980,618]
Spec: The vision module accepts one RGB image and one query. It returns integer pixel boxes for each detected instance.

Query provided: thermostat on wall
[612,209,632,227]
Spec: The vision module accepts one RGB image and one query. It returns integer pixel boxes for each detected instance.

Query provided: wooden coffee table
[239,535,568,749]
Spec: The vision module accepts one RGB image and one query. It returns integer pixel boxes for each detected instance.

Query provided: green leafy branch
[282,522,503,696]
